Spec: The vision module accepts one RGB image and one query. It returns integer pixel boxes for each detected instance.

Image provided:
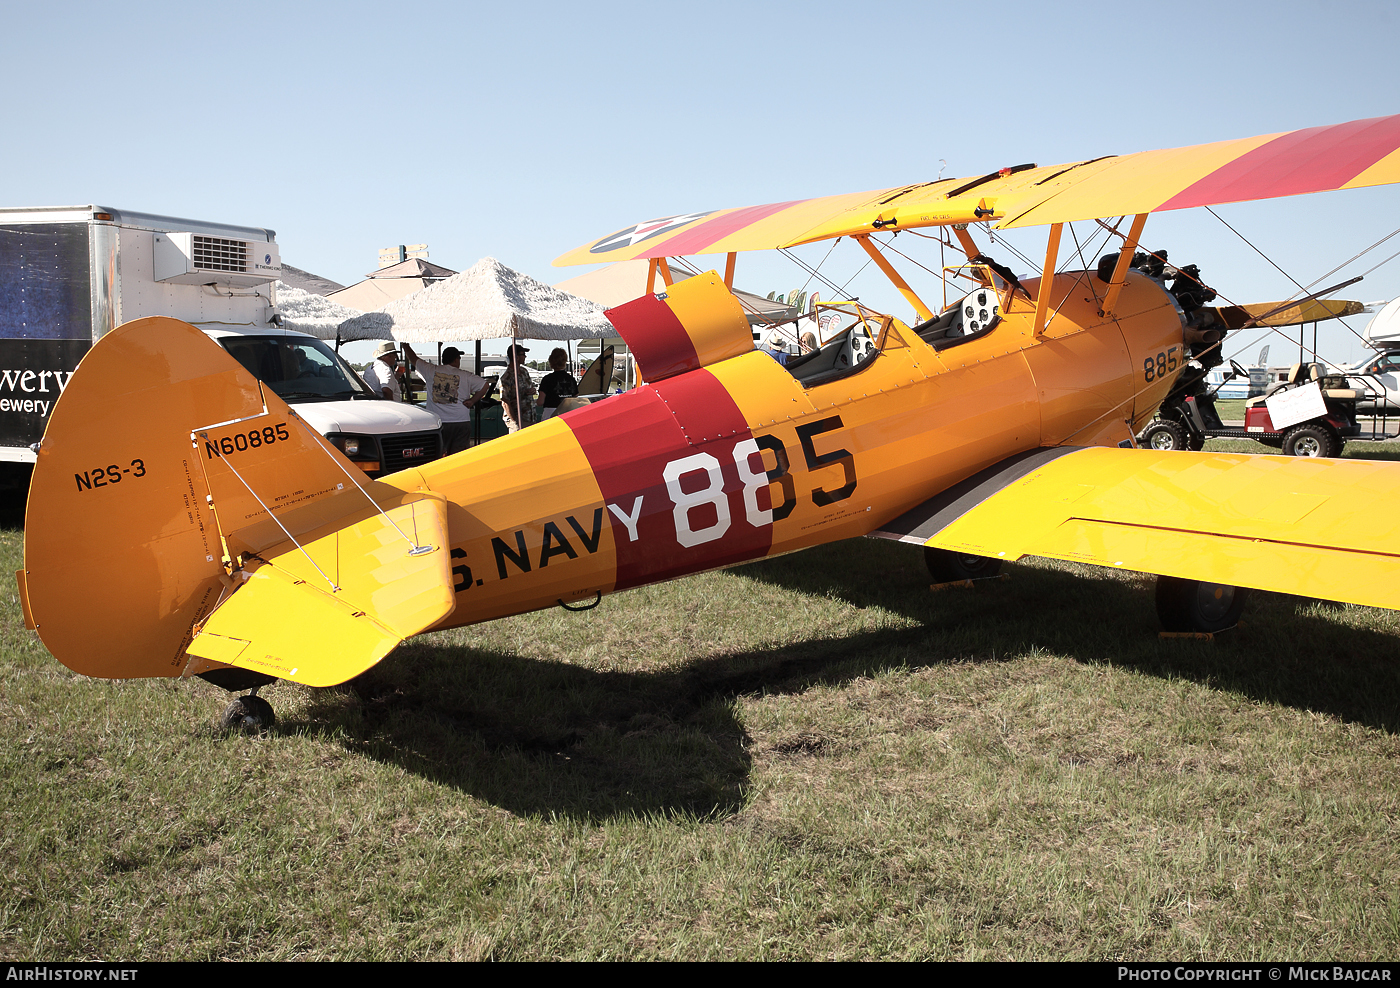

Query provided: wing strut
[952,225,980,260]
[853,235,934,322]
[1101,213,1148,318]
[1032,223,1064,338]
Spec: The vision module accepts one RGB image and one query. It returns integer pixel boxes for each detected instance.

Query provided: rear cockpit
[912,287,1002,350]
[767,282,1009,388]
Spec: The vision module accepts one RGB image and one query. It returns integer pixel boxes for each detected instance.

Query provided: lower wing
[872,446,1400,610]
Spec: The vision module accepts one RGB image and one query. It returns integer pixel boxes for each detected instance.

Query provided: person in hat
[765,329,789,366]
[498,342,536,433]
[362,341,403,401]
[400,342,490,455]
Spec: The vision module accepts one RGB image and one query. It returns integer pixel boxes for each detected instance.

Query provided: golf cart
[1139,359,1381,457]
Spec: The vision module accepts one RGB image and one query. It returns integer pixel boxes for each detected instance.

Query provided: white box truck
[0,205,443,477]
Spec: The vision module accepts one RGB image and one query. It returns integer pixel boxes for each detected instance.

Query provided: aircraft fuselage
[379,270,1184,630]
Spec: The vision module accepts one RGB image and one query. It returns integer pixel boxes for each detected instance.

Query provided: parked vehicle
[0,206,443,478]
[1203,366,1251,399]
[1330,349,1400,413]
[1139,359,1387,457]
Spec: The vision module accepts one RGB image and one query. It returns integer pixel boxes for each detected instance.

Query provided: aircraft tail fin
[22,316,454,685]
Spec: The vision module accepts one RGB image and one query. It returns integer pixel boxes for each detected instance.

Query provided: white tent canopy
[335,257,614,343]
[274,282,393,339]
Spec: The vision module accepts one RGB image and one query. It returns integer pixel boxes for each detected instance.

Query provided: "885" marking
[1143,346,1181,383]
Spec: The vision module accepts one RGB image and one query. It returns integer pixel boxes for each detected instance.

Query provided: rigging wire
[1201,207,1400,361]
[1300,225,1400,291]
[1204,206,1309,295]
[796,237,842,299]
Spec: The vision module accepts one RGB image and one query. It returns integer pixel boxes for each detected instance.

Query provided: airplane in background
[17,113,1400,729]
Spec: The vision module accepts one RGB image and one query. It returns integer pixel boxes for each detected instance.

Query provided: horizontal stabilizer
[187,495,454,687]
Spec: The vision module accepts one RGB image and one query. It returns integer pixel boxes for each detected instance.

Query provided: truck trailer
[0,205,442,478]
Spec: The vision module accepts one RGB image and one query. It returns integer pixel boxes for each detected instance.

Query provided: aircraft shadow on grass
[285,538,1400,821]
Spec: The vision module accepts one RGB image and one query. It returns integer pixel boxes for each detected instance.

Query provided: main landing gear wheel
[924,547,1002,582]
[219,693,276,733]
[1140,420,1190,451]
[1155,576,1247,633]
[1282,422,1341,458]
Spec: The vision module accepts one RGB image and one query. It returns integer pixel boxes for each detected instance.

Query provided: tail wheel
[1155,576,1247,633]
[1282,422,1341,457]
[1139,420,1190,451]
[924,547,1002,582]
[219,694,276,733]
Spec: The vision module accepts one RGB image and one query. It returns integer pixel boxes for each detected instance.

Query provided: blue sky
[5,0,1398,364]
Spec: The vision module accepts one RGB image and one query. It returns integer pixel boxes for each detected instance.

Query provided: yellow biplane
[18,113,1400,728]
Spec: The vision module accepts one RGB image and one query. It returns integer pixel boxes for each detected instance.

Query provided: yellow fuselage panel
[379,416,617,626]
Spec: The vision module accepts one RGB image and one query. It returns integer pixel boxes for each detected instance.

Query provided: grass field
[1214,399,1246,421]
[3,475,1400,960]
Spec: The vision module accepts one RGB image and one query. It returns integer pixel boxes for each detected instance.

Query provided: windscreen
[217,335,373,400]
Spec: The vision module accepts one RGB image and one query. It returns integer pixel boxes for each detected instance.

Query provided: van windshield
[217,335,374,401]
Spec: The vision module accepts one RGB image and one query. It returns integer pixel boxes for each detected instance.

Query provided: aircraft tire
[1139,420,1190,451]
[924,547,1002,582]
[1155,576,1247,633]
[1282,422,1340,457]
[219,695,276,733]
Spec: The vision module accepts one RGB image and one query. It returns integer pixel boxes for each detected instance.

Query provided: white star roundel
[589,211,716,254]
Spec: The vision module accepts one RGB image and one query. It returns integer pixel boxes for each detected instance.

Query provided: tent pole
[474,340,482,447]
[512,336,522,429]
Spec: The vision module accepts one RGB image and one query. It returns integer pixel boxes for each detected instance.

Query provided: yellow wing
[871,446,1400,610]
[554,114,1400,265]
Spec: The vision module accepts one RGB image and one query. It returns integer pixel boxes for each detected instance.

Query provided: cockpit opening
[769,301,885,387]
[913,287,1002,350]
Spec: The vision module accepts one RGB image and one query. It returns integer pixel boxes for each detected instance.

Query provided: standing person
[362,342,402,401]
[498,343,536,433]
[400,342,489,455]
[536,347,578,420]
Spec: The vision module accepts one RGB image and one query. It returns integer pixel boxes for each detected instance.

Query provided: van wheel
[1156,576,1247,633]
[924,547,1001,582]
[1282,422,1340,457]
[1140,420,1189,451]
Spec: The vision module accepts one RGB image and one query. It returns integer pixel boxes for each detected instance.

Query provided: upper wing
[871,446,1400,611]
[554,114,1400,265]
